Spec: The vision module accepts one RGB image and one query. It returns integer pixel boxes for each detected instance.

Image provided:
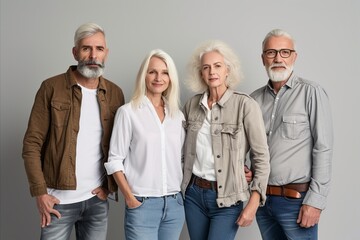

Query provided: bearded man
[22,23,124,240]
[251,29,333,240]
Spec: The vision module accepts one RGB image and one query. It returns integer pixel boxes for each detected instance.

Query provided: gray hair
[131,49,181,117]
[74,23,105,48]
[185,40,243,93]
[262,29,296,50]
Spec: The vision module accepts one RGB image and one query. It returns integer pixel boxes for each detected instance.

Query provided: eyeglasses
[263,49,296,59]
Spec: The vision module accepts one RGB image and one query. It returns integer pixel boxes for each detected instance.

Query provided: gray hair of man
[185,40,244,93]
[262,29,296,51]
[74,23,106,48]
[131,49,181,118]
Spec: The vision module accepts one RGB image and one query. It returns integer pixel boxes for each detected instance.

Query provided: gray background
[1,0,359,239]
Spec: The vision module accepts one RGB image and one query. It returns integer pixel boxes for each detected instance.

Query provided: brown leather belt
[266,183,310,199]
[192,175,217,191]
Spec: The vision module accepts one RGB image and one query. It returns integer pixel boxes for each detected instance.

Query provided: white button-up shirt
[105,96,185,197]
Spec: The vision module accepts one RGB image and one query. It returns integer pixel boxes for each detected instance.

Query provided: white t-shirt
[48,85,103,204]
[105,96,185,197]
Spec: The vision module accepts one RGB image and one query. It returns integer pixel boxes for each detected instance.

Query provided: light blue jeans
[40,196,109,240]
[184,184,243,240]
[124,192,185,240]
[256,193,318,240]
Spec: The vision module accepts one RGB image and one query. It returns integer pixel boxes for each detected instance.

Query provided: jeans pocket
[176,194,184,206]
[126,196,145,210]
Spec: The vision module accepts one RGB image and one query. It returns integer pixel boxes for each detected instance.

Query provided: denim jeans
[124,192,185,240]
[256,193,318,240]
[40,196,109,240]
[184,184,243,240]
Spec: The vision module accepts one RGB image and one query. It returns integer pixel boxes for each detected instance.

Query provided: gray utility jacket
[181,89,270,207]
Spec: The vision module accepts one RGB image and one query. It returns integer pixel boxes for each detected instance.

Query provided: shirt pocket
[51,101,71,127]
[221,125,241,150]
[281,114,310,140]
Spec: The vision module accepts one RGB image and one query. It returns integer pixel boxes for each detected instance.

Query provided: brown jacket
[22,66,124,197]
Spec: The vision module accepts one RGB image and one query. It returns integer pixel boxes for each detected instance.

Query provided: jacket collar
[199,88,234,108]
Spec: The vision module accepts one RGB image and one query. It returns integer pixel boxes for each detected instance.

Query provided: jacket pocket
[281,114,310,140]
[221,125,241,150]
[51,101,71,127]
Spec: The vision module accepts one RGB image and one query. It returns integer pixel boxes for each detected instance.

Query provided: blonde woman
[105,49,185,240]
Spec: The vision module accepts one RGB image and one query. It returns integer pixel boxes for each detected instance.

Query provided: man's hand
[92,186,109,201]
[244,165,253,184]
[297,204,321,228]
[36,194,61,227]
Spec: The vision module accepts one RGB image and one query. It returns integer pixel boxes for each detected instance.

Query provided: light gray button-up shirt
[251,73,333,210]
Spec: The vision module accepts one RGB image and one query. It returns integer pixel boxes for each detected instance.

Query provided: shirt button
[218,169,222,173]
[217,155,220,158]
[214,117,218,120]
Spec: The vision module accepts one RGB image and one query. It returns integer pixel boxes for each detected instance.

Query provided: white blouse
[105,96,185,197]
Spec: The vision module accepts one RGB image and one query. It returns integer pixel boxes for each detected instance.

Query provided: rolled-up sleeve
[105,106,132,175]
[246,99,270,206]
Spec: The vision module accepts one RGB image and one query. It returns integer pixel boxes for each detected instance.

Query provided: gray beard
[77,62,104,79]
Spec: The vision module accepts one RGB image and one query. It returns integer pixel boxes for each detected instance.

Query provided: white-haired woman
[105,49,185,240]
[181,40,270,240]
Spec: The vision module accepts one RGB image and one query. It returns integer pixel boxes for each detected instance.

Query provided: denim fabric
[181,90,270,207]
[124,192,185,240]
[256,193,318,240]
[40,196,109,240]
[184,184,243,240]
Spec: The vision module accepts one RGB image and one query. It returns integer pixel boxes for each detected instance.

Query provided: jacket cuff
[30,183,48,197]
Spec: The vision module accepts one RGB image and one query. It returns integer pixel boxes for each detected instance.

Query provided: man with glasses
[250,29,333,239]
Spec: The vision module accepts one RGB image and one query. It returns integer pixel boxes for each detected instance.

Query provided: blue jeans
[256,193,318,240]
[184,184,243,240]
[41,196,109,240]
[125,192,185,240]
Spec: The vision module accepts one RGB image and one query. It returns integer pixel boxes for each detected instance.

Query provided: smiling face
[145,56,170,97]
[262,36,297,82]
[200,51,229,91]
[72,32,108,79]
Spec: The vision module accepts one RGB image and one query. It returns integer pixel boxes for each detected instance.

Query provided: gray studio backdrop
[1,0,359,239]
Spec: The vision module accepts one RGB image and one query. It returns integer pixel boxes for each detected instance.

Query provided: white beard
[267,64,293,82]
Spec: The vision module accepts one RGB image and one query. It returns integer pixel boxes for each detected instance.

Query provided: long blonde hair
[131,49,181,117]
